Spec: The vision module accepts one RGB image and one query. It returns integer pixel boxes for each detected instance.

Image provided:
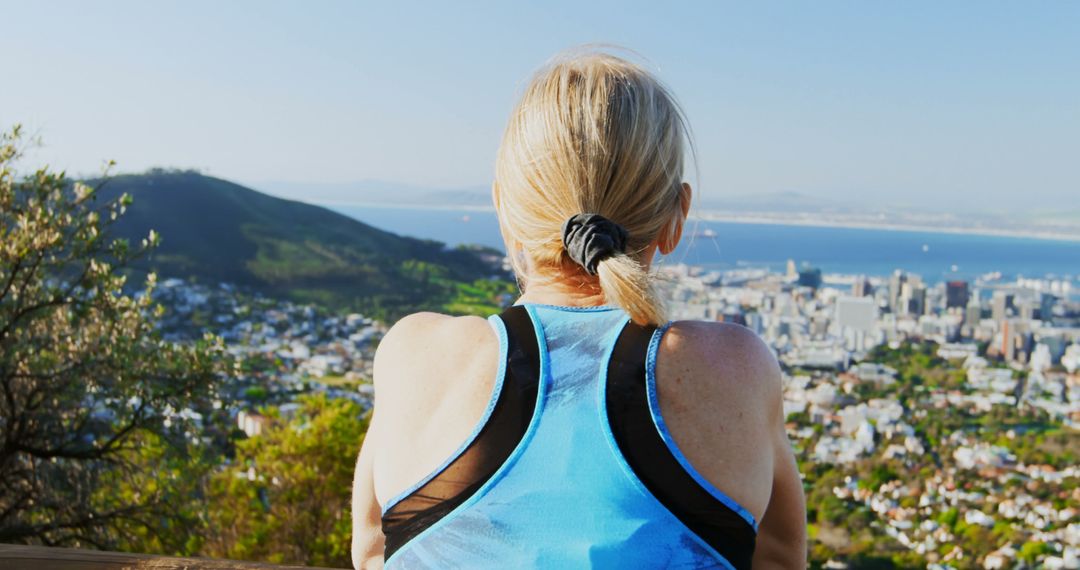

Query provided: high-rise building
[1002,320,1014,361]
[992,291,1015,321]
[946,280,970,309]
[720,311,747,327]
[745,312,763,335]
[836,296,877,332]
[777,321,791,338]
[797,266,822,289]
[897,280,926,316]
[1040,293,1057,323]
[1018,300,1035,322]
[909,283,927,316]
[965,299,982,326]
[1020,331,1035,364]
[811,316,829,337]
[852,275,873,297]
[888,270,907,313]
[1040,333,1067,363]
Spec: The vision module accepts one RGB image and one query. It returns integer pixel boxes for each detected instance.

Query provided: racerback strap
[381,306,541,558]
[606,320,757,569]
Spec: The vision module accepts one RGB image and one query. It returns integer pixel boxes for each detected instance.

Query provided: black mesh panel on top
[606,321,757,569]
[380,306,541,559]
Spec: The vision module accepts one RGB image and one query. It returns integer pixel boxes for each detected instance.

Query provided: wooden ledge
[0,545,344,570]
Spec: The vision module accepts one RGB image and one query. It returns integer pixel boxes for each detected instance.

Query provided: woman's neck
[516,288,607,308]
[512,245,657,308]
[515,271,607,308]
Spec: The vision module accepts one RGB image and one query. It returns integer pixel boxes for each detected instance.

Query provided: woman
[352,48,807,569]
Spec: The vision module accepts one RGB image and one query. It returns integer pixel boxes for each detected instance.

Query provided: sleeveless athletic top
[380,303,758,569]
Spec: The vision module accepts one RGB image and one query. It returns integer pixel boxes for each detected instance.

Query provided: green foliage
[0,126,230,546]
[244,386,269,403]
[94,431,219,555]
[203,395,369,567]
[889,552,927,568]
[845,553,898,569]
[443,277,518,316]
[1017,541,1051,564]
[857,464,899,492]
[936,507,959,528]
[1003,430,1079,469]
[786,410,811,424]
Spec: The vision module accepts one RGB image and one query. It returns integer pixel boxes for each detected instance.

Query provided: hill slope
[95,170,511,320]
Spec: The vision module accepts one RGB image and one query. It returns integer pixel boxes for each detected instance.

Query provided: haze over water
[329,204,1080,288]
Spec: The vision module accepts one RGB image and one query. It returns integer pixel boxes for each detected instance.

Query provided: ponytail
[595,253,665,326]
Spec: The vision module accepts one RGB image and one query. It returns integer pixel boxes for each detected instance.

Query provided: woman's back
[360,302,802,568]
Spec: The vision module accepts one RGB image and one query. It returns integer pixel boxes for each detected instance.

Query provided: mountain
[254,180,492,208]
[255,181,860,214]
[694,191,859,214]
[94,170,512,320]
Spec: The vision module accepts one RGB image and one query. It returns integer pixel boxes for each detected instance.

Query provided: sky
[1,1,1077,213]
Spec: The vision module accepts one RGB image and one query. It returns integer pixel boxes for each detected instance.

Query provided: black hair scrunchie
[561,213,630,275]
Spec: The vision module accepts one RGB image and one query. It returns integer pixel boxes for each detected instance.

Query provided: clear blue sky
[2,1,1077,212]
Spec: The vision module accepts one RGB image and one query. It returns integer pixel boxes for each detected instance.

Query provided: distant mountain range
[252,180,1080,241]
[94,171,511,320]
[253,181,859,213]
[256,180,493,209]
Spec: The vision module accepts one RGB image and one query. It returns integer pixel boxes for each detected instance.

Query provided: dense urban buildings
[658,262,1079,567]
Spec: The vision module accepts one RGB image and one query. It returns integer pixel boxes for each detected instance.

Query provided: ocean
[328,204,1080,287]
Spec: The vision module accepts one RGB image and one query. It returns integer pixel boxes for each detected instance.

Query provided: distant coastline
[691,211,1080,244]
[314,199,1080,244]
[311,199,496,212]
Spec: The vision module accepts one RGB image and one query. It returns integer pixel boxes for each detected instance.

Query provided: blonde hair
[493,47,692,325]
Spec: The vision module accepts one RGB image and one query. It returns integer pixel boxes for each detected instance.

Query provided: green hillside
[94,170,513,320]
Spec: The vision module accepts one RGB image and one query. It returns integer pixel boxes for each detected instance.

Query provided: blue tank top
[380,303,758,569]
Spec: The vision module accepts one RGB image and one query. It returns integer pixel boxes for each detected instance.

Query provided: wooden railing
[0,545,343,570]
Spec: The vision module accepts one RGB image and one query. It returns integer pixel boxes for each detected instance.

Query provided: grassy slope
[95,170,512,320]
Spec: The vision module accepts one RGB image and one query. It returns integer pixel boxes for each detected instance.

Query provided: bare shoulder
[373,311,498,400]
[652,320,784,521]
[375,311,490,355]
[376,310,492,352]
[370,311,503,506]
[659,320,782,403]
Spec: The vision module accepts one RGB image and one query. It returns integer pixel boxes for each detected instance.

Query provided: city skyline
[2,1,1078,213]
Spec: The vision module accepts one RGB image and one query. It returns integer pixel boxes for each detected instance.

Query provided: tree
[1017,541,1051,565]
[0,126,229,546]
[203,394,369,567]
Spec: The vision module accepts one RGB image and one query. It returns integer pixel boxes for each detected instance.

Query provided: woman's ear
[659,182,692,255]
[679,182,692,218]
